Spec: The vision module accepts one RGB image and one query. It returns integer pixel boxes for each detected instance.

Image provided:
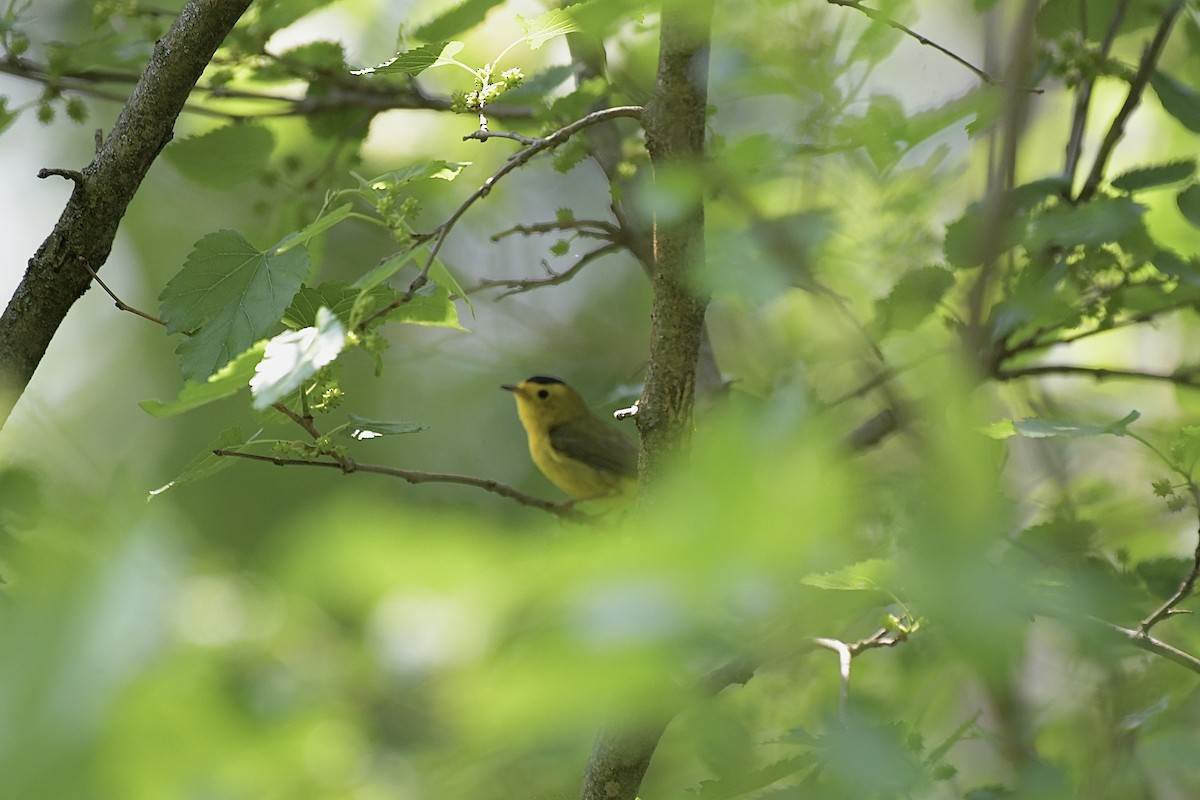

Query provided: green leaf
[1110,161,1196,192]
[273,202,353,254]
[162,124,275,189]
[139,342,267,418]
[872,266,955,333]
[160,230,309,380]
[1152,248,1200,287]
[354,161,469,190]
[1151,70,1200,133]
[344,414,428,440]
[986,411,1141,440]
[1177,184,1200,227]
[413,0,504,41]
[518,9,581,49]
[943,205,1025,269]
[350,41,463,77]
[1029,196,1145,249]
[388,282,465,329]
[250,307,347,410]
[427,256,472,314]
[801,558,896,592]
[284,282,360,328]
[352,251,414,294]
[147,427,247,499]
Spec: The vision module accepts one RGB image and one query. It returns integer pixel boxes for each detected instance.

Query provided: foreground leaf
[139,342,267,418]
[160,230,308,380]
[147,427,247,499]
[250,307,347,410]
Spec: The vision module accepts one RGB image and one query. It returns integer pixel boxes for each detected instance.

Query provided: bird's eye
[537,389,550,399]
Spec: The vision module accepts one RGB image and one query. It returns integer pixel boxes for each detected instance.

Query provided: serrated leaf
[273,202,353,254]
[413,0,505,41]
[1152,248,1200,286]
[160,230,309,380]
[873,266,955,333]
[250,307,347,410]
[990,411,1141,440]
[366,160,468,185]
[350,41,463,77]
[139,342,266,418]
[518,9,581,49]
[801,558,896,592]
[1151,70,1200,133]
[1029,196,1145,249]
[1178,184,1200,227]
[147,427,247,499]
[284,281,360,328]
[344,414,428,440]
[163,124,275,189]
[1110,161,1196,192]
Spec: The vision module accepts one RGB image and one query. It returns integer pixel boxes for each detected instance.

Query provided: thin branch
[471,242,622,297]
[1099,619,1200,674]
[995,364,1200,387]
[357,105,643,331]
[75,257,168,326]
[36,167,85,184]
[212,448,587,521]
[1076,2,1185,203]
[489,218,621,242]
[1140,485,1200,633]
[1061,0,1131,190]
[826,0,1042,92]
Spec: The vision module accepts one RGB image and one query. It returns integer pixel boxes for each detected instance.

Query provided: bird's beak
[501,383,520,393]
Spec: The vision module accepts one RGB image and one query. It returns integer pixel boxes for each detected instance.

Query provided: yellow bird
[502,376,637,504]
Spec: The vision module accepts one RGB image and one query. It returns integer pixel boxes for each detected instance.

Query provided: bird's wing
[548,418,638,478]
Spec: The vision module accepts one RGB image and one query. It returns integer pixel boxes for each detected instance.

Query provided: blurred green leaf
[985,411,1140,440]
[1177,184,1200,227]
[801,558,896,592]
[1151,70,1200,133]
[518,9,581,49]
[1110,161,1196,192]
[163,124,275,189]
[1029,196,1146,249]
[872,266,955,333]
[413,0,505,41]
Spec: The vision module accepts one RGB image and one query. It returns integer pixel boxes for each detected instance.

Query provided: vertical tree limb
[580,3,714,799]
[634,0,715,489]
[0,0,254,428]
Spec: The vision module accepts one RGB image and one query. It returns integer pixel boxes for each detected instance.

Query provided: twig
[489,218,620,242]
[1076,2,1184,203]
[463,129,538,146]
[995,364,1200,387]
[1098,618,1200,674]
[37,168,85,185]
[1139,484,1200,633]
[826,0,1041,92]
[76,257,169,326]
[472,242,623,298]
[212,448,588,520]
[1061,0,1131,191]
[357,105,643,331]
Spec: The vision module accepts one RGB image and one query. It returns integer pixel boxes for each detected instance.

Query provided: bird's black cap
[525,375,565,385]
